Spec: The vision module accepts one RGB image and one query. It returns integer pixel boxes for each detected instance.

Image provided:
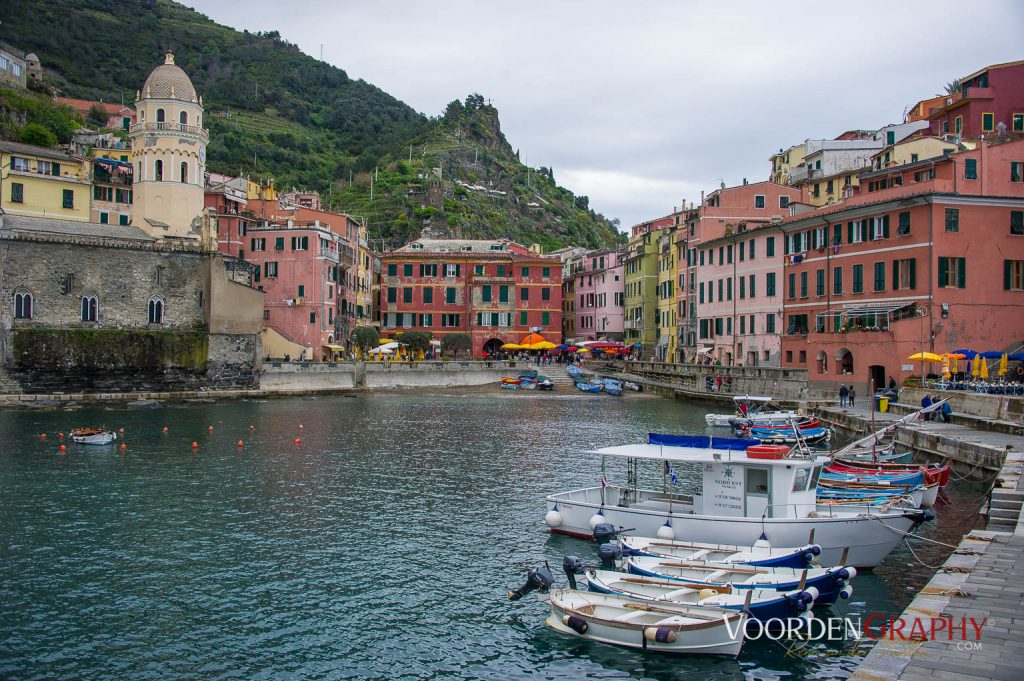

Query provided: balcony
[129,121,209,140]
[788,166,809,184]
[319,247,340,263]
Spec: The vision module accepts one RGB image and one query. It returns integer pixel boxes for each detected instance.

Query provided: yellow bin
[878,397,889,413]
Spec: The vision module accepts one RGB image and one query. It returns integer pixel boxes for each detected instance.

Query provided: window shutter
[938,257,949,287]
[909,259,916,289]
[958,258,966,289]
[455,264,461,277]
[1005,261,1012,290]
[892,260,899,289]
[848,222,854,243]
[882,215,890,239]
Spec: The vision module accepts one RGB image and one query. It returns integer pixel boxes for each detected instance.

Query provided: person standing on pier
[848,385,856,407]
[839,384,849,408]
[922,394,933,421]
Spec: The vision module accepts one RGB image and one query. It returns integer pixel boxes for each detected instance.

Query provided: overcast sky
[187,0,1023,230]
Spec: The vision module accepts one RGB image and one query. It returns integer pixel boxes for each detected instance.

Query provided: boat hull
[544,486,927,568]
[545,590,745,656]
[71,431,117,445]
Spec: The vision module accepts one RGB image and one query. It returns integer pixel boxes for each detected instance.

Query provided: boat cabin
[588,435,825,519]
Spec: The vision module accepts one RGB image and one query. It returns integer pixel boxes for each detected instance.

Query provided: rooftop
[141,52,198,103]
[0,213,154,241]
[0,140,78,163]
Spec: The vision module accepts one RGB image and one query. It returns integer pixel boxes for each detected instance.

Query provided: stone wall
[206,333,260,389]
[617,361,811,400]
[259,360,514,392]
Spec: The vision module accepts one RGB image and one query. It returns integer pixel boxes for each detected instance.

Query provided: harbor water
[0,392,988,679]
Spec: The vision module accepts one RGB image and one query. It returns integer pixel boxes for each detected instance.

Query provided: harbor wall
[259,360,520,392]
[600,361,811,401]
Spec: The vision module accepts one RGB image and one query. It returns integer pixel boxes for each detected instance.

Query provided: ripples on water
[0,393,988,680]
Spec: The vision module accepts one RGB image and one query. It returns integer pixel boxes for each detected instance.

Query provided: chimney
[743,178,748,185]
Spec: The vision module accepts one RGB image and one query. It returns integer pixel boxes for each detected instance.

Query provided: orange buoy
[58,444,67,453]
[236,440,245,448]
[119,443,127,451]
[58,432,65,440]
[191,441,199,449]
[294,438,301,445]
[40,433,47,440]
[163,427,169,433]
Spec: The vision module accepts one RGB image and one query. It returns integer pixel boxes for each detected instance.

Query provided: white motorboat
[705,395,798,427]
[543,434,933,568]
[70,428,117,445]
[544,588,747,656]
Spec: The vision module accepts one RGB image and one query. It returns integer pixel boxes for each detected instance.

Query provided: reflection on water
[0,393,988,679]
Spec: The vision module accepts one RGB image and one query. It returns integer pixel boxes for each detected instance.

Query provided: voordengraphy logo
[722,615,988,645]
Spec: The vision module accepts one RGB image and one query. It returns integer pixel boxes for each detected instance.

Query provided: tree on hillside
[20,122,56,147]
[86,104,109,128]
[440,333,472,360]
[350,326,380,357]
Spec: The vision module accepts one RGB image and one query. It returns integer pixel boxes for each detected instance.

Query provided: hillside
[1,0,623,250]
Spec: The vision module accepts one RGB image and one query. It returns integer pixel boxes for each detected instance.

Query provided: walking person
[848,385,856,407]
[839,384,849,408]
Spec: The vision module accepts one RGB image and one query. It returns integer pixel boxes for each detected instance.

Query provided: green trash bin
[878,397,889,413]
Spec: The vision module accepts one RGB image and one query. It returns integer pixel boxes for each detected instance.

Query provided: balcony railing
[129,122,209,138]
[320,247,340,263]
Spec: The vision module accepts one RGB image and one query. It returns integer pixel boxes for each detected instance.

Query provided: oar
[797,569,807,591]
[839,547,850,566]
[619,575,732,593]
[651,561,767,575]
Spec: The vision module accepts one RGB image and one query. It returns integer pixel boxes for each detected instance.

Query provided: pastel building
[380,238,563,357]
[566,248,625,343]
[0,141,91,222]
[779,138,1024,392]
[924,60,1024,138]
[624,215,675,357]
[682,181,801,365]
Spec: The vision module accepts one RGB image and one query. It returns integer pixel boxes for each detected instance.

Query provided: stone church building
[0,53,264,394]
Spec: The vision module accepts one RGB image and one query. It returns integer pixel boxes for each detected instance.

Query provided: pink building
[567,248,626,342]
[780,138,1024,392]
[682,181,801,365]
[925,60,1024,139]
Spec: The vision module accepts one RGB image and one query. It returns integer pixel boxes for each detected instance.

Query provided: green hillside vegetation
[0,87,82,147]
[2,0,624,250]
[337,95,623,251]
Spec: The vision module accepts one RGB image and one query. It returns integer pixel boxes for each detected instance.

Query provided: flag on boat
[600,458,607,487]
[669,465,678,486]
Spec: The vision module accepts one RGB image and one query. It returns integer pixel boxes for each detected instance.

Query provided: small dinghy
[70,428,117,445]
[706,396,797,427]
[566,365,583,379]
[545,589,747,656]
[601,378,624,396]
[827,462,951,488]
[584,569,834,622]
[575,381,603,393]
[618,536,821,569]
[624,556,855,603]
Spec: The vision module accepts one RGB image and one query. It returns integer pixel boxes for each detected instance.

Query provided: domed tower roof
[141,52,198,102]
[25,53,39,61]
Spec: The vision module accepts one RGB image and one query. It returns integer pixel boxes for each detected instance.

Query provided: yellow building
[89,142,134,225]
[1,140,91,222]
[769,143,806,184]
[655,228,677,362]
[624,217,673,359]
[868,136,967,172]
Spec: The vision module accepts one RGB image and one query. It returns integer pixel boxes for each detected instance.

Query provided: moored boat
[583,569,831,622]
[544,589,747,656]
[70,428,117,445]
[706,396,798,427]
[601,379,624,396]
[575,381,603,393]
[617,535,821,569]
[543,434,933,568]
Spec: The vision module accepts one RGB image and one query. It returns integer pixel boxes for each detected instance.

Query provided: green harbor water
[0,392,988,679]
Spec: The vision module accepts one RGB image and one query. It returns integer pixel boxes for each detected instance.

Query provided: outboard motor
[563,555,585,590]
[598,543,622,571]
[507,565,554,601]
[592,523,617,545]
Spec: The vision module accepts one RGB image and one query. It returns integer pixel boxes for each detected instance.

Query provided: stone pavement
[851,531,1024,681]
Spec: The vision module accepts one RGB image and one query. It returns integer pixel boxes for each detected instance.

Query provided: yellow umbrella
[998,353,1009,376]
[980,357,990,379]
[531,341,557,351]
[907,352,942,362]
[971,355,981,377]
[951,357,959,374]
[501,343,522,350]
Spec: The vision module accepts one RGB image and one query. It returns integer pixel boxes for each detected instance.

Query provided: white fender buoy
[643,627,678,643]
[544,509,563,528]
[844,567,858,580]
[803,586,819,602]
[840,585,854,599]
[800,609,815,621]
[753,533,771,551]
[588,510,605,530]
[656,522,675,540]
